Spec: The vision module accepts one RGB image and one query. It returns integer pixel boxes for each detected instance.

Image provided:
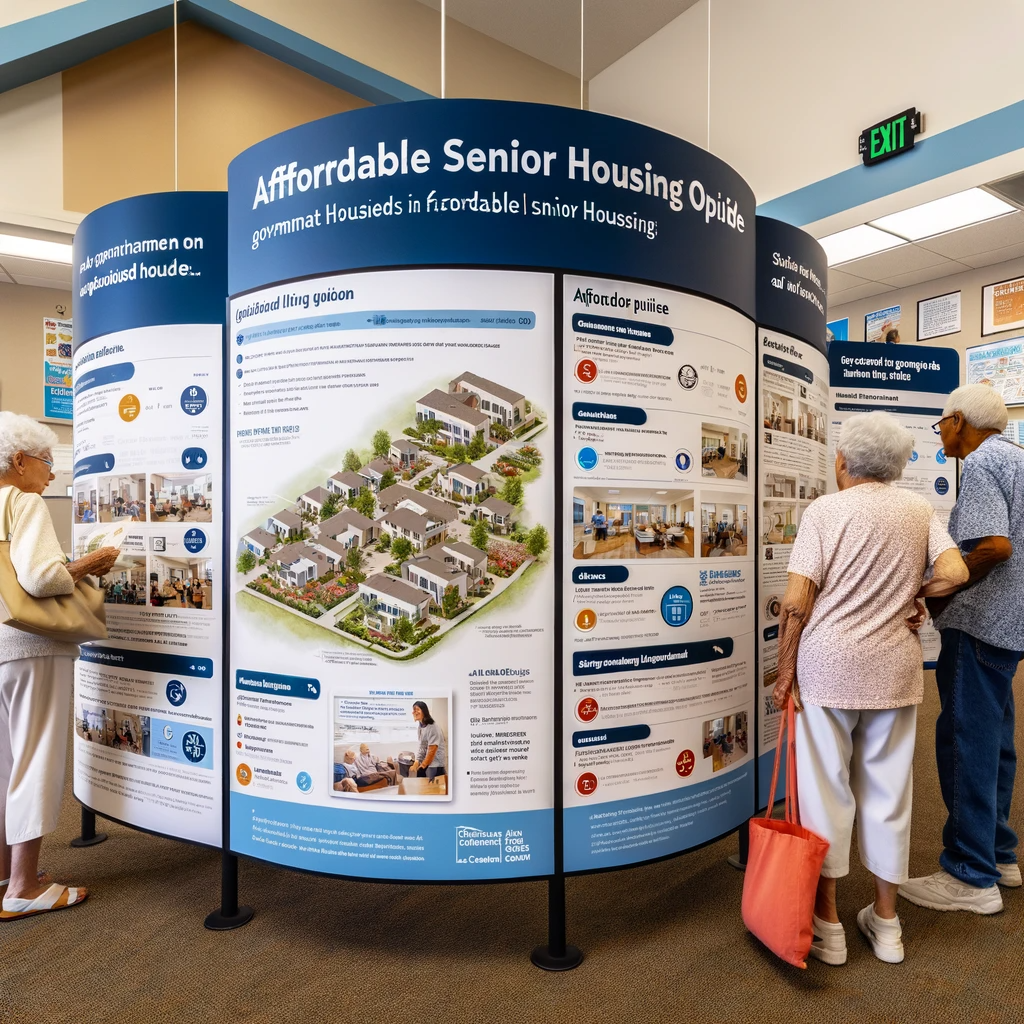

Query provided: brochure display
[753,217,828,808]
[828,341,959,665]
[226,100,757,882]
[71,192,227,847]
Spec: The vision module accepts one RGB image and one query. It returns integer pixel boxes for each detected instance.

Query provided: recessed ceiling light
[0,233,73,264]
[817,224,904,266]
[607,489,620,494]
[870,188,1015,241]
[655,491,668,495]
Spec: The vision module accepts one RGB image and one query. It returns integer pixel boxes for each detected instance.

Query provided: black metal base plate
[70,832,108,848]
[727,853,747,872]
[204,905,254,931]
[530,943,583,971]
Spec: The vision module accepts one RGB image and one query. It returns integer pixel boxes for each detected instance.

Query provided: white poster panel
[966,337,1024,407]
[917,291,961,341]
[865,304,901,344]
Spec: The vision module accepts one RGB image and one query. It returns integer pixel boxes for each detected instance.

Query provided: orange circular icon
[236,740,243,749]
[576,697,599,723]
[575,772,599,797]
[236,763,253,786]
[575,608,597,632]
[734,374,748,403]
[675,749,695,777]
[118,393,141,421]
[237,714,243,726]
[575,358,598,384]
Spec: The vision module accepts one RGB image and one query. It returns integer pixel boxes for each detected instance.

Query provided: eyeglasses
[931,415,956,435]
[24,453,54,468]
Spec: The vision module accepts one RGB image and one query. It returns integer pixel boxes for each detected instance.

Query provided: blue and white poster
[43,317,73,420]
[864,304,901,344]
[826,317,848,343]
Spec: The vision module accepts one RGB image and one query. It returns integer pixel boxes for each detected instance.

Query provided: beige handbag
[0,487,107,644]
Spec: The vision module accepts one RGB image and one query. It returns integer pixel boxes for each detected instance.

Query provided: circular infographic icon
[166,679,187,707]
[236,369,243,379]
[575,772,599,797]
[734,374,748,403]
[909,449,919,462]
[935,477,949,496]
[236,333,244,346]
[183,528,207,553]
[162,724,174,740]
[180,385,208,416]
[296,771,313,793]
[575,697,599,723]
[936,449,947,465]
[236,353,244,364]
[675,750,696,777]
[182,730,207,763]
[661,586,693,627]
[236,763,253,786]
[677,364,698,390]
[181,446,207,470]
[575,608,597,632]
[575,358,598,384]
[576,446,599,471]
[118,393,141,422]
[674,449,693,473]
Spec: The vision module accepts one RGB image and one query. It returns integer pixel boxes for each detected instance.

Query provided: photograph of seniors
[770,410,970,966]
[700,493,749,557]
[98,555,147,606]
[150,471,214,523]
[149,554,214,610]
[701,423,749,480]
[330,693,451,800]
[572,487,694,560]
[702,711,748,772]
[73,478,98,523]
[75,703,151,756]
[96,474,147,522]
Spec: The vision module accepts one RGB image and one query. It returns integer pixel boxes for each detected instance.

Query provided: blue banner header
[829,341,960,394]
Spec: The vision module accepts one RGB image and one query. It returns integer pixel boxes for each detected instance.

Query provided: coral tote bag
[742,698,829,968]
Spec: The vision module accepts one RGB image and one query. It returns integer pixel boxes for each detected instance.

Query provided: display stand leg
[70,806,108,848]
[204,852,254,930]
[727,818,749,871]
[530,874,583,971]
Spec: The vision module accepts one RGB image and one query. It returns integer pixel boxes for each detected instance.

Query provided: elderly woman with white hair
[772,411,968,966]
[0,412,117,920]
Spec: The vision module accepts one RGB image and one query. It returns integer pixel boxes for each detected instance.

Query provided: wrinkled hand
[772,676,803,712]
[906,598,927,632]
[67,546,119,581]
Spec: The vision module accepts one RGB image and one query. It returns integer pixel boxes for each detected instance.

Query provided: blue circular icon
[935,477,950,495]
[661,586,693,627]
[236,369,243,379]
[182,731,206,763]
[236,333,244,345]
[576,446,599,471]
[166,680,187,706]
[909,449,919,462]
[180,385,207,416]
[296,771,313,793]
[181,446,207,470]
[936,449,947,465]
[183,528,207,553]
[674,449,693,473]
[236,353,243,364]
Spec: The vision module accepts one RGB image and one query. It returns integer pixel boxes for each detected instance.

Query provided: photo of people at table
[702,711,748,772]
[92,474,148,522]
[701,423,749,480]
[149,471,214,523]
[73,479,99,524]
[149,554,214,610]
[331,693,452,801]
[700,495,749,557]
[573,487,695,560]
[98,555,147,606]
[76,702,151,757]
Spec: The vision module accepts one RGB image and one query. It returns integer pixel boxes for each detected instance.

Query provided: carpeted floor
[2,673,1022,1024]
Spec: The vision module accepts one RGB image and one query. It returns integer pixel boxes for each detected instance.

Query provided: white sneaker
[808,914,847,965]
[898,870,1004,915]
[997,863,1022,888]
[856,904,905,964]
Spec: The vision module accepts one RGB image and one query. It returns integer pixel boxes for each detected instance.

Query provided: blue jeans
[936,629,1020,887]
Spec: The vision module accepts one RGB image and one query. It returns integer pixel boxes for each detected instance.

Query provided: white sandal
[1,882,88,920]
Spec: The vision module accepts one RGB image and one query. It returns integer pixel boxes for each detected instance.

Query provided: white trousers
[0,656,74,846]
[795,702,917,884]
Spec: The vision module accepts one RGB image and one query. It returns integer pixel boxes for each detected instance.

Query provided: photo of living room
[701,423,749,480]
[149,554,214,610]
[73,479,98,524]
[702,711,748,772]
[763,389,795,434]
[96,474,147,521]
[572,487,695,560]
[150,471,214,523]
[796,400,827,444]
[800,476,827,502]
[700,494,748,557]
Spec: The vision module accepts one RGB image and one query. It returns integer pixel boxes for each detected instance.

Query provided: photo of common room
[150,471,214,523]
[75,703,150,756]
[800,476,827,502]
[73,480,99,524]
[572,487,695,560]
[700,496,748,557]
[97,474,147,522]
[701,424,748,480]
[796,400,827,444]
[76,703,108,745]
[763,390,795,434]
[702,711,748,772]
[149,554,213,610]
[98,555,147,606]
[762,502,799,546]
[331,695,451,801]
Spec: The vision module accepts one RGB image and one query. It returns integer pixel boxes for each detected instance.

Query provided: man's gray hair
[837,411,914,482]
[0,412,59,477]
[943,383,1008,432]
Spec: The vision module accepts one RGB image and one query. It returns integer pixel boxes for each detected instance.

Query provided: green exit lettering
[869,115,908,159]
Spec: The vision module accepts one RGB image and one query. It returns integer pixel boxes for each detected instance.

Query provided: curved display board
[754,216,828,808]
[71,192,227,846]
[226,99,756,880]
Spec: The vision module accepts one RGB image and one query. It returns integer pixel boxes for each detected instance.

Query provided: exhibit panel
[753,218,828,808]
[225,98,757,881]
[71,192,228,847]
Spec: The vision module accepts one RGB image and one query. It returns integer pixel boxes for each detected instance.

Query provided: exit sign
[859,108,923,165]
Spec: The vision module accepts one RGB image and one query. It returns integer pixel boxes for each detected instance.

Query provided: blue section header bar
[572,402,647,426]
[829,341,960,394]
[79,646,214,678]
[571,313,673,346]
[573,637,734,677]
[236,669,321,699]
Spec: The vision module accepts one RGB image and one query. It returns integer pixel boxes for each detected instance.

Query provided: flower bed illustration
[487,539,529,577]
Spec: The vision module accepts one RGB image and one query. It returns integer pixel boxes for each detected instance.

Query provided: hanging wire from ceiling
[580,0,585,110]
[706,0,711,152]
[441,0,447,98]
[173,0,179,189]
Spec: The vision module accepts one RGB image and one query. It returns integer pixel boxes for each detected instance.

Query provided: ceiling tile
[827,268,871,292]
[959,240,1024,269]
[882,261,972,289]
[828,282,895,307]
[915,212,1024,259]
[836,244,949,281]
[1,255,71,289]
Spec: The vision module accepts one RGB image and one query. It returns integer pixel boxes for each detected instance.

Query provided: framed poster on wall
[965,337,1024,406]
[917,290,961,341]
[865,304,901,343]
[982,275,1024,336]
[826,317,848,343]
